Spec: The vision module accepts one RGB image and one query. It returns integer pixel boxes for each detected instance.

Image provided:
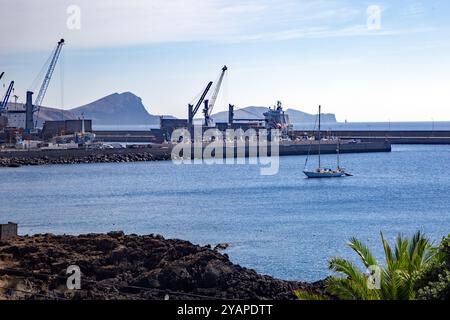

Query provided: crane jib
[193,81,213,116]
[33,39,65,112]
[207,65,227,116]
[0,81,14,113]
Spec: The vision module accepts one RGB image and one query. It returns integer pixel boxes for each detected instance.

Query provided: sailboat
[303,105,352,178]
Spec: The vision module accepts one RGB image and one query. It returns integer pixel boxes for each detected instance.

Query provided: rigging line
[304,112,319,170]
[189,87,205,106]
[34,107,41,129]
[222,71,228,112]
[29,52,53,92]
[60,48,65,120]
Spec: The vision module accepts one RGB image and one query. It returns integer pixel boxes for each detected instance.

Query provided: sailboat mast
[337,138,340,168]
[318,105,321,169]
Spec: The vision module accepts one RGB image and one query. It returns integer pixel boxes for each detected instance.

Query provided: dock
[92,130,450,145]
[0,139,391,167]
[293,130,450,145]
[278,140,391,156]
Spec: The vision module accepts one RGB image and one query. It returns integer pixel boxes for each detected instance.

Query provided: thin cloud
[224,25,436,43]
[401,1,426,17]
[0,0,439,53]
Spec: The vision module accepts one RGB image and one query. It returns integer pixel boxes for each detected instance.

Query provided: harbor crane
[0,81,14,114]
[188,81,213,127]
[187,65,228,127]
[203,65,227,126]
[30,38,65,129]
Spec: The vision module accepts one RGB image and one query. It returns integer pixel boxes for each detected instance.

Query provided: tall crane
[0,81,14,114]
[32,38,65,127]
[0,72,4,81]
[187,65,228,127]
[203,65,227,126]
[207,65,227,114]
[188,81,213,126]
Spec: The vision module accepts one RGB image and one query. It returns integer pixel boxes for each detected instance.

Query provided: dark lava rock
[214,243,230,251]
[107,231,125,239]
[0,233,324,300]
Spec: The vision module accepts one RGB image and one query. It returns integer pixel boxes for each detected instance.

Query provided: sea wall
[0,146,171,167]
[293,130,450,145]
[0,140,391,167]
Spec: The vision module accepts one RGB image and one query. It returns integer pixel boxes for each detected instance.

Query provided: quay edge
[0,140,391,167]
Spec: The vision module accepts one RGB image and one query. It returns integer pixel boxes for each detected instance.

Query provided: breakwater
[0,140,390,167]
[94,130,163,143]
[293,130,450,144]
[94,129,450,145]
[0,146,171,167]
[0,141,391,167]
[279,140,391,156]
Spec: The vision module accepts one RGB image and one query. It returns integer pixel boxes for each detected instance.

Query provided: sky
[0,0,449,122]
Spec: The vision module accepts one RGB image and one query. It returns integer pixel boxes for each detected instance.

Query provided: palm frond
[328,257,363,281]
[381,232,395,271]
[294,290,327,300]
[348,237,378,268]
[325,277,360,300]
[326,276,380,300]
[324,231,436,300]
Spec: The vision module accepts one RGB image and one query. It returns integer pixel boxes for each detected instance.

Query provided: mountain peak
[70,92,158,125]
[100,92,141,103]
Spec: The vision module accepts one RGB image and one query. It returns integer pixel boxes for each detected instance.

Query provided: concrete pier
[293,130,450,145]
[0,140,391,167]
[93,130,450,145]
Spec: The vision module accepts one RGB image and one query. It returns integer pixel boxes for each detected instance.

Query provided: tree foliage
[415,234,450,300]
[296,231,437,300]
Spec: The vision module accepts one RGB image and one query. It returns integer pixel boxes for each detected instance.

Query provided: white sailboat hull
[303,105,352,179]
[303,170,347,178]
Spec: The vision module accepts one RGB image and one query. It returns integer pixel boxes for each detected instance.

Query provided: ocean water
[0,145,449,281]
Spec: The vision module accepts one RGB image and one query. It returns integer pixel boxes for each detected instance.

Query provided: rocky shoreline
[0,151,171,167]
[0,233,325,300]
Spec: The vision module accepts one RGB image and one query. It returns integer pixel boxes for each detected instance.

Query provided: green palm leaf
[308,231,437,301]
[348,237,378,268]
[294,290,326,300]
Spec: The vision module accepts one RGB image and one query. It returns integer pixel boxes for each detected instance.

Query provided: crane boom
[188,65,229,127]
[0,72,4,80]
[0,81,14,113]
[207,65,227,116]
[188,81,213,126]
[208,66,228,115]
[33,39,65,111]
[193,81,213,116]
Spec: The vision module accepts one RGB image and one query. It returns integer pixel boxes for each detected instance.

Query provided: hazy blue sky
[1,0,449,121]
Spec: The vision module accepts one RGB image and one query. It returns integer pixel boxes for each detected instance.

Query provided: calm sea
[1,145,449,281]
